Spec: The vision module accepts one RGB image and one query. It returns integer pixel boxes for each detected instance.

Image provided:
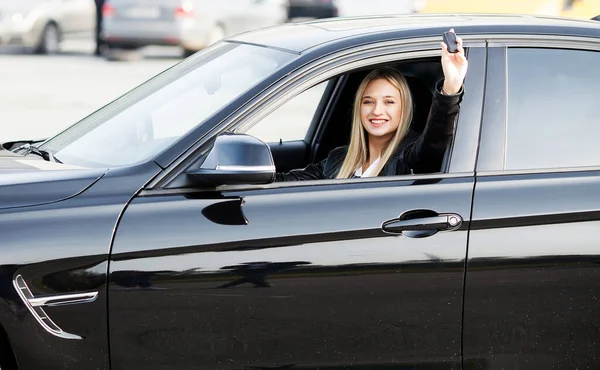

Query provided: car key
[442,31,459,53]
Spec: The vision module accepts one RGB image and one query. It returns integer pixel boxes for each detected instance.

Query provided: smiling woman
[275,30,468,181]
[37,42,296,168]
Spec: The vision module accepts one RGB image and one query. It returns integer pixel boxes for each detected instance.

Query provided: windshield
[40,42,295,168]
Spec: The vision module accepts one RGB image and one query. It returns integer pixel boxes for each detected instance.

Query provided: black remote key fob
[443,31,459,53]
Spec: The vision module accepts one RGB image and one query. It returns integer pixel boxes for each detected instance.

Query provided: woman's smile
[369,119,388,127]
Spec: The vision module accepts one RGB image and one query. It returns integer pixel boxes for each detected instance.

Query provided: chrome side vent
[13,274,98,340]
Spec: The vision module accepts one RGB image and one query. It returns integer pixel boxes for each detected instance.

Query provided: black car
[1,14,600,370]
[287,0,338,20]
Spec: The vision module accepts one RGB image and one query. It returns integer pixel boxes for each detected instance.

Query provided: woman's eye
[385,100,395,104]
[363,100,373,105]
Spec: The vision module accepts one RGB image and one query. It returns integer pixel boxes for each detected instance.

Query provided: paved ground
[0,40,181,143]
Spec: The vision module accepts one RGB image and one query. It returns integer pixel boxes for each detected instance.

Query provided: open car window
[233,57,451,181]
[39,42,296,168]
[241,81,331,143]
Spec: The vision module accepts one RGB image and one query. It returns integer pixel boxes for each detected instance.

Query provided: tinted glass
[506,48,600,170]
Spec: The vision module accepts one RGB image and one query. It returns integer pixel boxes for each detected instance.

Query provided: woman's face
[360,78,402,142]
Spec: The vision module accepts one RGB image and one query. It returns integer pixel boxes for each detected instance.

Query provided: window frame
[146,36,487,192]
[476,36,600,176]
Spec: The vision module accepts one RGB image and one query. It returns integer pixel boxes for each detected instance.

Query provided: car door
[107,44,486,369]
[464,40,600,368]
[59,0,95,35]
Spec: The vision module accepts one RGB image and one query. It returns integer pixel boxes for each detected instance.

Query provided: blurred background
[0,0,598,142]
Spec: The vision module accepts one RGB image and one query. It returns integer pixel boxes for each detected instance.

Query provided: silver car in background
[102,0,288,56]
[0,0,95,54]
[336,0,427,17]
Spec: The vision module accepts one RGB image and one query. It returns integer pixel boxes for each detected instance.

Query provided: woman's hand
[441,29,468,95]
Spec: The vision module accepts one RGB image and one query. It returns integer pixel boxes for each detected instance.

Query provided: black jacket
[275,80,464,182]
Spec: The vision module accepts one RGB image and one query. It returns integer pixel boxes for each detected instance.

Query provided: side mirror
[186,133,275,187]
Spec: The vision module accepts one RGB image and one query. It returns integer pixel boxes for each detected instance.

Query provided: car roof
[229,14,600,53]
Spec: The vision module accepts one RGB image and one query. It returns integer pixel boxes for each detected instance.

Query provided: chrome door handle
[381,210,463,238]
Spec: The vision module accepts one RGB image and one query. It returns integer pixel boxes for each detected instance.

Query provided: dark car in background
[1,13,600,370]
[287,0,426,20]
[287,0,338,19]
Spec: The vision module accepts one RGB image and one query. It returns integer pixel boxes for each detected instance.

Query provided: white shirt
[354,157,381,177]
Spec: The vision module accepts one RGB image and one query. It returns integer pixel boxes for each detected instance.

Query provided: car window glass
[40,43,295,168]
[505,48,599,170]
[242,81,330,143]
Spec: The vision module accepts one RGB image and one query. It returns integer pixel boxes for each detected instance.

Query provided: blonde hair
[336,67,414,179]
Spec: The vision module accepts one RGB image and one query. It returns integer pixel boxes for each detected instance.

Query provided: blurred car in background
[287,0,338,19]
[102,0,288,57]
[335,0,426,17]
[0,0,95,54]
[287,0,426,21]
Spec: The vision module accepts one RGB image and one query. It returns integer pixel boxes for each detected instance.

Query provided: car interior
[266,56,450,177]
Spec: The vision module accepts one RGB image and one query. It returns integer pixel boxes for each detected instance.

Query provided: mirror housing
[186,133,275,187]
